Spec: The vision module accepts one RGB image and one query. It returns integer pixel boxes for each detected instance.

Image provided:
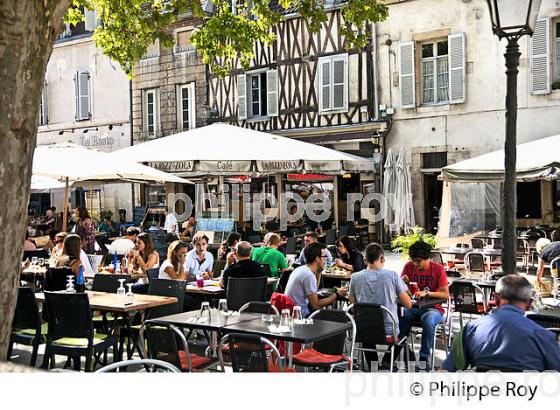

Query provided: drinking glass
[117,279,126,299]
[31,257,38,266]
[292,306,303,324]
[126,283,134,303]
[200,301,211,322]
[280,309,291,332]
[66,275,75,293]
[196,274,204,288]
[38,258,44,267]
[218,299,228,316]
[533,290,544,313]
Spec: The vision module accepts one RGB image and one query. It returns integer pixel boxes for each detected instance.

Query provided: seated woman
[23,231,37,251]
[334,235,365,273]
[49,232,67,266]
[126,232,160,294]
[56,234,83,277]
[159,240,188,280]
[43,229,59,252]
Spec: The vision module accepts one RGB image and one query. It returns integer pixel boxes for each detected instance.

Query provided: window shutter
[448,32,466,104]
[74,71,79,120]
[78,71,90,120]
[155,89,160,133]
[84,9,97,32]
[398,41,416,109]
[237,74,247,120]
[319,59,331,112]
[531,18,550,95]
[189,82,197,129]
[332,55,348,110]
[266,69,279,117]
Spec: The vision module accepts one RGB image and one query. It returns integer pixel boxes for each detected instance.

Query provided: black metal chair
[22,249,49,262]
[146,268,160,282]
[95,358,181,373]
[276,269,292,294]
[260,263,272,277]
[346,303,406,372]
[144,322,212,372]
[92,274,132,293]
[212,260,227,278]
[226,276,268,311]
[449,281,487,331]
[8,286,46,366]
[464,252,487,277]
[526,313,560,329]
[430,251,444,266]
[218,333,285,372]
[285,237,297,255]
[471,238,486,249]
[41,292,118,371]
[325,229,337,246]
[239,301,279,315]
[292,308,356,372]
[44,267,73,291]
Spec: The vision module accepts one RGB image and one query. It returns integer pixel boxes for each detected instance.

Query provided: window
[177,83,196,131]
[143,89,159,136]
[317,54,348,113]
[39,82,48,126]
[422,152,447,169]
[174,29,195,54]
[59,7,97,39]
[421,41,449,104]
[142,39,160,60]
[237,70,278,120]
[74,70,91,121]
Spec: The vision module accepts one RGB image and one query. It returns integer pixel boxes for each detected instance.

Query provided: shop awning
[440,134,560,183]
[112,123,374,176]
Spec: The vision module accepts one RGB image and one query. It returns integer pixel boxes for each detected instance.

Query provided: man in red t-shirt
[400,241,449,369]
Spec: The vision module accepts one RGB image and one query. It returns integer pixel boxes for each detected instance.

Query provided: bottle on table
[76,265,85,293]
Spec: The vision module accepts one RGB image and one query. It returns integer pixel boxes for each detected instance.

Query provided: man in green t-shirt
[251,232,289,277]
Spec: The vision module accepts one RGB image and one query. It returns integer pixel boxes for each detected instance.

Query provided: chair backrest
[248,235,262,244]
[446,270,462,278]
[526,313,560,329]
[44,267,73,291]
[92,274,132,293]
[339,224,350,237]
[213,260,227,278]
[269,292,295,313]
[430,251,444,266]
[309,309,351,355]
[260,264,272,277]
[449,281,485,314]
[226,276,268,311]
[219,333,282,372]
[239,301,279,315]
[516,239,529,253]
[22,249,49,262]
[12,286,41,331]
[350,303,394,345]
[325,229,337,245]
[551,229,560,242]
[471,238,485,249]
[147,278,186,318]
[146,268,160,282]
[285,237,297,255]
[276,269,292,294]
[95,358,181,373]
[465,252,485,273]
[44,292,93,339]
[144,323,187,371]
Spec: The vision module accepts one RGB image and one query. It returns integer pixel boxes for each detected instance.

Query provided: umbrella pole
[62,177,69,232]
[89,183,94,216]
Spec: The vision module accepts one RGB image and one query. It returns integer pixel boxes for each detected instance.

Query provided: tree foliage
[66,0,388,77]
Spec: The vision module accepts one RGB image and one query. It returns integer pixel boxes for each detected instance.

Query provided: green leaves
[391,227,437,259]
[62,0,388,78]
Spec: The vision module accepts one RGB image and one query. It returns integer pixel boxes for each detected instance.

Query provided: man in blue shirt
[295,231,332,266]
[444,274,560,372]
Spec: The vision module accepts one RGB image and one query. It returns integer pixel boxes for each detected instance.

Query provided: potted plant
[391,226,437,258]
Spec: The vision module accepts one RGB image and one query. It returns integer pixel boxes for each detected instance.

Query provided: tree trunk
[0,0,71,361]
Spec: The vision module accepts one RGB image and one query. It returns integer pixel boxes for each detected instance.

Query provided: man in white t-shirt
[164,208,179,234]
[108,227,139,255]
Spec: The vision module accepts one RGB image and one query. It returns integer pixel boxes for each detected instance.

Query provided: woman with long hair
[74,206,96,254]
[159,240,188,280]
[56,234,83,277]
[334,235,364,273]
[126,233,160,291]
[217,232,241,262]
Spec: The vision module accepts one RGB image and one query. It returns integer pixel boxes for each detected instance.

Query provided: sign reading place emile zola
[256,160,302,173]
[146,161,195,173]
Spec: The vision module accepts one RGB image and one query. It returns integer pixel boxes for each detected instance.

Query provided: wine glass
[200,301,211,322]
[66,275,75,293]
[117,279,126,298]
[38,258,44,267]
[126,283,134,303]
[31,256,38,266]
[218,299,228,316]
[292,306,303,324]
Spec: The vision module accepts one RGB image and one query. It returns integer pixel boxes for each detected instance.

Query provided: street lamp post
[486,0,542,274]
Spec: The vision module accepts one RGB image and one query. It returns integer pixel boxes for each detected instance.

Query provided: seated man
[295,231,332,266]
[444,274,560,371]
[220,241,266,289]
[349,243,412,369]
[536,238,560,282]
[285,242,347,317]
[109,227,139,255]
[399,240,449,369]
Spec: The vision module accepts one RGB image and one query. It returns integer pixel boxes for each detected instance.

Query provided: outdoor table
[438,247,502,271]
[151,310,262,358]
[186,278,278,297]
[322,270,352,281]
[35,290,177,360]
[222,317,352,367]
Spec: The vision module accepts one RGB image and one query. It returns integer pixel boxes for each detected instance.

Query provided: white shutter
[332,55,348,110]
[266,69,279,117]
[189,82,197,129]
[74,71,80,120]
[319,59,331,112]
[84,9,97,32]
[155,89,160,133]
[77,71,90,120]
[531,18,550,95]
[398,41,416,109]
[448,32,466,104]
[237,74,247,120]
